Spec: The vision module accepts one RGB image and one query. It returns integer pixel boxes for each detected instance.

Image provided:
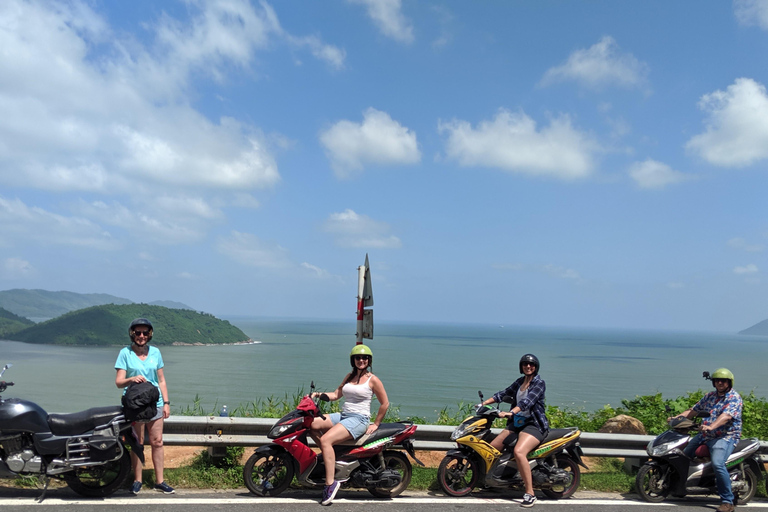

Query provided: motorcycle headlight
[450,424,475,441]
[647,437,687,457]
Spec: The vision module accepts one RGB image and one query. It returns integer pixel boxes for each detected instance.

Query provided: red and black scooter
[243,383,423,498]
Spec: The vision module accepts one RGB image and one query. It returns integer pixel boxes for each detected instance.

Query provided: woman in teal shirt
[115,318,174,495]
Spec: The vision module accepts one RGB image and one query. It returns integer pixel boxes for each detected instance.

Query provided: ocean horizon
[2,317,766,421]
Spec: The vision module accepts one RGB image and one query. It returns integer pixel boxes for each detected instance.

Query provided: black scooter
[0,363,134,499]
[636,373,763,504]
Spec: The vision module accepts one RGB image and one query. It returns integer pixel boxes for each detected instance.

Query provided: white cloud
[348,0,414,44]
[301,262,334,279]
[323,209,402,249]
[629,159,691,189]
[438,108,599,180]
[0,196,118,250]
[539,36,649,91]
[1,258,34,280]
[74,197,220,245]
[0,0,349,195]
[734,264,759,274]
[734,0,768,30]
[728,237,764,252]
[686,78,768,167]
[216,231,291,268]
[494,263,583,281]
[320,108,421,178]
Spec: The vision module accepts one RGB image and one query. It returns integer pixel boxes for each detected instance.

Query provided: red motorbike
[243,383,423,498]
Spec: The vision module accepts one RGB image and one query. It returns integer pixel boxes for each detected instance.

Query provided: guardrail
[160,416,768,462]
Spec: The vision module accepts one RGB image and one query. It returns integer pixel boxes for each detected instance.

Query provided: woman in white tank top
[309,344,389,505]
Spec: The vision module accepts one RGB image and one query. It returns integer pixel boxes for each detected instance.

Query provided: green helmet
[711,368,734,388]
[349,344,373,368]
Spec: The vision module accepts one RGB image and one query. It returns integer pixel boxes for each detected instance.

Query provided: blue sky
[2,0,768,332]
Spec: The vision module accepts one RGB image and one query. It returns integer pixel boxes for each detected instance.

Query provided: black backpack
[122,381,160,421]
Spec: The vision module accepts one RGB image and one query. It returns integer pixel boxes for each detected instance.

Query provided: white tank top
[342,377,373,417]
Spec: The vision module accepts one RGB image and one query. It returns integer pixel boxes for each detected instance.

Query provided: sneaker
[130,481,142,494]
[321,480,341,506]
[521,493,537,508]
[154,481,176,494]
[716,503,735,512]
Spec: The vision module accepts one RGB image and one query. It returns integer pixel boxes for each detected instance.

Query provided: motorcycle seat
[339,422,408,446]
[48,406,124,436]
[540,428,576,444]
[695,438,756,459]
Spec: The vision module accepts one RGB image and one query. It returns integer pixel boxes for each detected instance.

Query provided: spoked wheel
[735,467,758,505]
[437,453,480,497]
[635,463,670,503]
[243,449,295,497]
[542,455,581,499]
[367,451,413,498]
[63,448,131,497]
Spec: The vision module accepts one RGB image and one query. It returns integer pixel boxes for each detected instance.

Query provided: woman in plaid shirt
[479,354,550,507]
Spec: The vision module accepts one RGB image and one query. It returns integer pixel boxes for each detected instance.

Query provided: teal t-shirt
[115,345,165,408]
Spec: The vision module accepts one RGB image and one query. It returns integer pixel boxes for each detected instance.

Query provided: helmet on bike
[129,318,153,343]
[349,344,373,369]
[711,368,734,389]
[519,354,539,375]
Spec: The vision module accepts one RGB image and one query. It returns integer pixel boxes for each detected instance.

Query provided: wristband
[164,401,170,405]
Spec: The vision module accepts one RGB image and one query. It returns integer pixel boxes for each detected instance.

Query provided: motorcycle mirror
[310,381,315,390]
[319,393,330,402]
[702,371,710,380]
[0,364,11,377]
[478,391,484,400]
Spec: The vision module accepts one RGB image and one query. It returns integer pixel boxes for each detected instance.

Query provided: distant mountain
[0,307,35,339]
[0,289,132,319]
[8,304,250,346]
[149,300,193,310]
[0,289,193,320]
[738,319,768,336]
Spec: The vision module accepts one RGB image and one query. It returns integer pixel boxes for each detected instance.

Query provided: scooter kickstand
[36,476,51,503]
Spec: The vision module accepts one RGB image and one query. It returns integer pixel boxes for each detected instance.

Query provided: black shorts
[505,419,546,443]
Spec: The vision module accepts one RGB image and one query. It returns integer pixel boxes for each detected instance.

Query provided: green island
[4,304,250,346]
[0,307,35,339]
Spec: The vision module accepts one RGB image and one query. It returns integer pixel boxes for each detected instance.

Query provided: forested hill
[7,304,250,346]
[0,307,35,339]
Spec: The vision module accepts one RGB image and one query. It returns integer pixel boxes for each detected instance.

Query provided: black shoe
[521,493,537,507]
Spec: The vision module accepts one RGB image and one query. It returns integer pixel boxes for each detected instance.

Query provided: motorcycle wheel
[243,450,295,497]
[635,463,670,503]
[367,451,412,498]
[735,467,758,505]
[542,455,581,499]
[437,453,480,497]
[63,448,131,497]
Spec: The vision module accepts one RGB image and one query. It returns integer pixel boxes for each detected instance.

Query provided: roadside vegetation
[157,390,768,495]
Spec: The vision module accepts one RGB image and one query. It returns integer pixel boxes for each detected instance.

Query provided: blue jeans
[683,434,738,504]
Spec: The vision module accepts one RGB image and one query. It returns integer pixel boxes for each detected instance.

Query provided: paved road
[2,487,768,512]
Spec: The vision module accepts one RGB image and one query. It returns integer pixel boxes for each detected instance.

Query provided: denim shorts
[329,412,370,440]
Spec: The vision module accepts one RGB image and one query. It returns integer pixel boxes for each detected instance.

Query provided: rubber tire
[635,463,670,503]
[437,453,480,497]
[243,449,295,497]
[542,455,581,499]
[736,467,758,505]
[63,448,131,497]
[367,451,413,498]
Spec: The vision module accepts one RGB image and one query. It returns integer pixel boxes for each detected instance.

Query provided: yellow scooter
[437,392,587,498]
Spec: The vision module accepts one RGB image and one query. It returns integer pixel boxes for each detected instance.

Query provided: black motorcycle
[636,374,763,504]
[0,363,134,498]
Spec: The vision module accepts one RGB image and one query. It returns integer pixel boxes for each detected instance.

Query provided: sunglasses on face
[133,330,150,337]
[354,355,370,361]
[522,362,536,367]
[713,379,729,384]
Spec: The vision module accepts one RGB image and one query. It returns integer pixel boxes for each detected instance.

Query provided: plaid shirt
[492,374,549,434]
[692,388,742,441]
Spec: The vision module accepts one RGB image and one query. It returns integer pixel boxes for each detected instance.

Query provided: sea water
[1,318,766,421]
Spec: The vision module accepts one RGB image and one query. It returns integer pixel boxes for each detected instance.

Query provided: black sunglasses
[133,330,150,337]
[354,355,370,361]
